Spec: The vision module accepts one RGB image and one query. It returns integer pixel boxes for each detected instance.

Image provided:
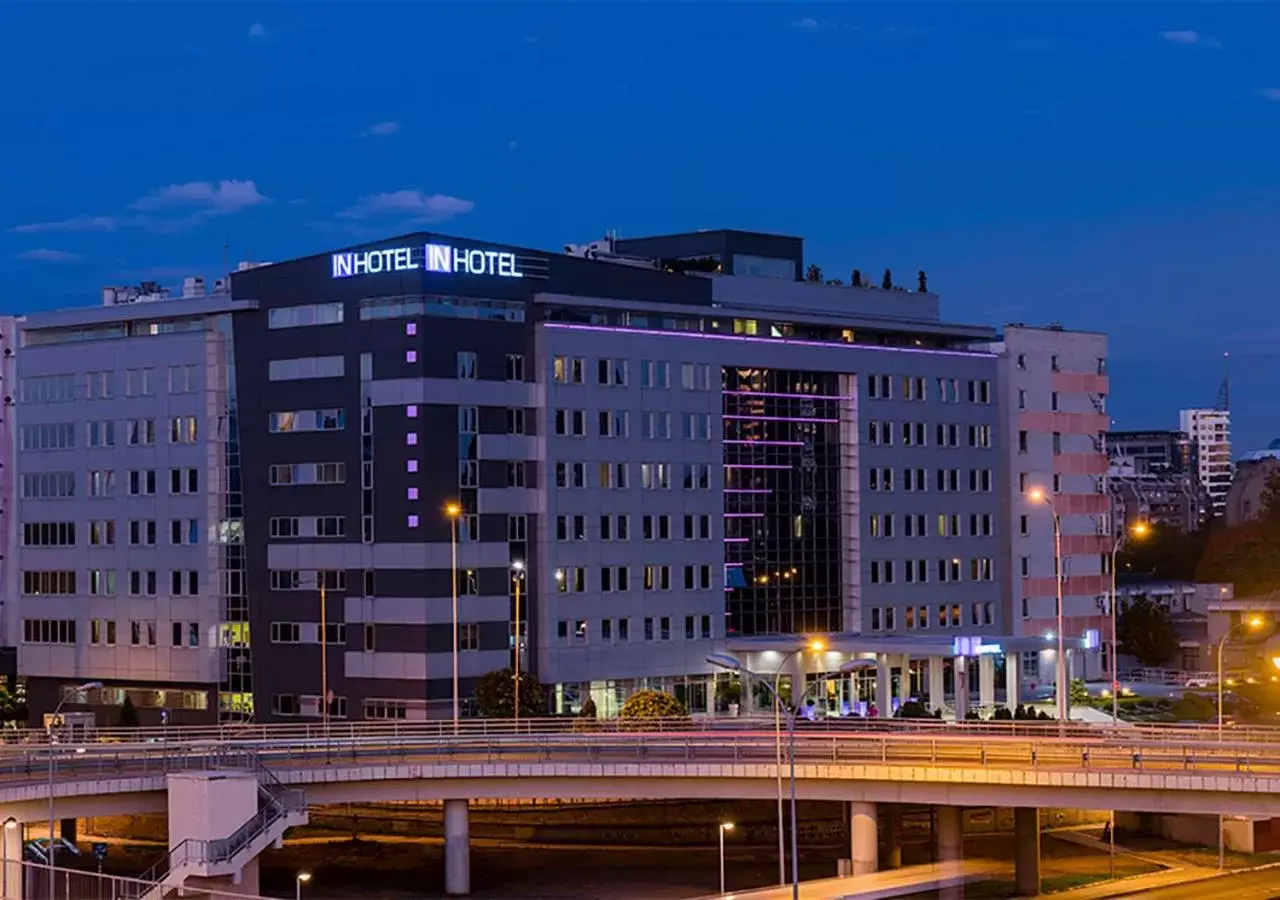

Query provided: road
[1122,867,1280,899]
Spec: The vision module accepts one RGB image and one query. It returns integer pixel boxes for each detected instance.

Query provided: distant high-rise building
[1179,408,1232,519]
[1106,430,1202,534]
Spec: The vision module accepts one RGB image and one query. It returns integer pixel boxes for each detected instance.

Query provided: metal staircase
[126,753,308,900]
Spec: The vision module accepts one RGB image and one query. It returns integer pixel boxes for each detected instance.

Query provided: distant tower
[1215,351,1230,411]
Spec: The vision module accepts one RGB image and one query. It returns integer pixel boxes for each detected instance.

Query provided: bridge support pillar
[928,657,945,714]
[978,655,996,710]
[444,799,471,895]
[875,656,891,716]
[849,802,877,875]
[882,805,902,869]
[953,658,969,721]
[1004,653,1021,710]
[1,814,24,900]
[937,806,964,900]
[1014,808,1041,897]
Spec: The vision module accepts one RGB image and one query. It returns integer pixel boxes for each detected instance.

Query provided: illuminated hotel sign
[331,243,527,280]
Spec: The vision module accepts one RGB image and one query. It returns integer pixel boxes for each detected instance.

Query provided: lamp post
[718,822,734,895]
[445,503,462,734]
[1108,520,1149,725]
[1216,615,1264,870]
[46,681,101,900]
[511,560,525,731]
[295,871,312,900]
[709,652,862,900]
[1028,488,1067,723]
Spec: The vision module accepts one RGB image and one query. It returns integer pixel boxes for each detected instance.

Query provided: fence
[5,860,275,900]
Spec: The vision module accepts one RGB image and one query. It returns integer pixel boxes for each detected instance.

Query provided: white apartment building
[989,325,1111,687]
[1179,408,1231,520]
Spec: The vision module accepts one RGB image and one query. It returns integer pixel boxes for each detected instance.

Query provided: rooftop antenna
[1215,352,1230,411]
[223,242,230,276]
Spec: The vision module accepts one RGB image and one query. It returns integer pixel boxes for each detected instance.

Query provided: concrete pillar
[953,658,969,720]
[978,655,996,710]
[937,806,964,900]
[897,655,912,709]
[850,802,878,876]
[1014,808,1041,897]
[883,805,903,869]
[929,656,946,713]
[875,655,891,716]
[1,818,24,900]
[1004,653,1021,710]
[444,799,471,895]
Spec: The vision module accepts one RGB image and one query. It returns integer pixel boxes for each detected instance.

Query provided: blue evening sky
[3,3,1279,451]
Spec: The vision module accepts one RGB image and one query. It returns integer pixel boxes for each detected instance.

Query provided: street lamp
[1028,488,1067,722]
[444,502,462,734]
[1216,615,1266,869]
[47,681,101,900]
[511,560,525,731]
[296,871,312,900]
[708,652,862,900]
[3,816,17,899]
[718,822,734,895]
[1108,519,1149,725]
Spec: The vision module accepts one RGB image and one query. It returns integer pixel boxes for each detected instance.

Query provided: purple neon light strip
[725,488,771,494]
[724,537,750,543]
[723,440,805,447]
[541,322,994,360]
[725,463,792,470]
[724,512,765,518]
[723,414,838,423]
[722,390,853,400]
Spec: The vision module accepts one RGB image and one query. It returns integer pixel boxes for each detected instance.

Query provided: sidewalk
[695,861,1001,900]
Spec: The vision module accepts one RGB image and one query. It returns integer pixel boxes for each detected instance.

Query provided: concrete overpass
[1,731,1279,897]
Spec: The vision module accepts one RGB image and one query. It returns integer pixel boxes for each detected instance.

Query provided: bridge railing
[9,713,1280,750]
[8,730,1280,786]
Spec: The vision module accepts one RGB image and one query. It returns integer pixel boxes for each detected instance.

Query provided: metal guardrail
[13,713,1280,749]
[7,731,1280,785]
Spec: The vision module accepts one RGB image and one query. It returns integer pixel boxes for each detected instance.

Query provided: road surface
[1121,867,1280,899]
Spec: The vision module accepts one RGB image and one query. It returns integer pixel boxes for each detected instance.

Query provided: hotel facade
[11,230,1107,723]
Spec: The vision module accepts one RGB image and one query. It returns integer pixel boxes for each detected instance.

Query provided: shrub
[896,700,933,719]
[619,690,687,721]
[118,696,140,728]
[992,706,1013,721]
[474,668,546,719]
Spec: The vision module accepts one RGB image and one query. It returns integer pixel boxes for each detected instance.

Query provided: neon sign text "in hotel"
[330,243,524,280]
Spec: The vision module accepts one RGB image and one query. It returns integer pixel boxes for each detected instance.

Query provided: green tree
[619,689,687,719]
[1195,520,1280,596]
[1119,522,1209,582]
[805,264,823,283]
[473,668,546,718]
[1116,596,1180,667]
[881,268,893,290]
[851,269,863,287]
[1069,678,1090,706]
[118,695,140,728]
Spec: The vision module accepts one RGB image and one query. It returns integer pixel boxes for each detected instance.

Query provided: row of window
[554,564,714,593]
[555,513,714,542]
[867,468,994,492]
[868,513,994,539]
[269,570,346,591]
[269,409,345,433]
[23,519,200,548]
[269,516,346,539]
[552,409,714,441]
[268,462,346,486]
[19,416,197,452]
[554,461,713,491]
[268,355,345,381]
[556,614,715,644]
[867,558,995,585]
[868,601,997,631]
[24,618,201,648]
[867,422,992,449]
[552,357,716,391]
[865,375,991,404]
[21,569,202,597]
[268,621,479,653]
[19,366,199,404]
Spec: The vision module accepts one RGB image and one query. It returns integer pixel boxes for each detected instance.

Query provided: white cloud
[130,179,269,214]
[794,17,821,29]
[339,190,474,223]
[18,248,84,263]
[8,214,118,234]
[1263,88,1280,101]
[363,121,402,137]
[248,22,266,39]
[1161,29,1201,44]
